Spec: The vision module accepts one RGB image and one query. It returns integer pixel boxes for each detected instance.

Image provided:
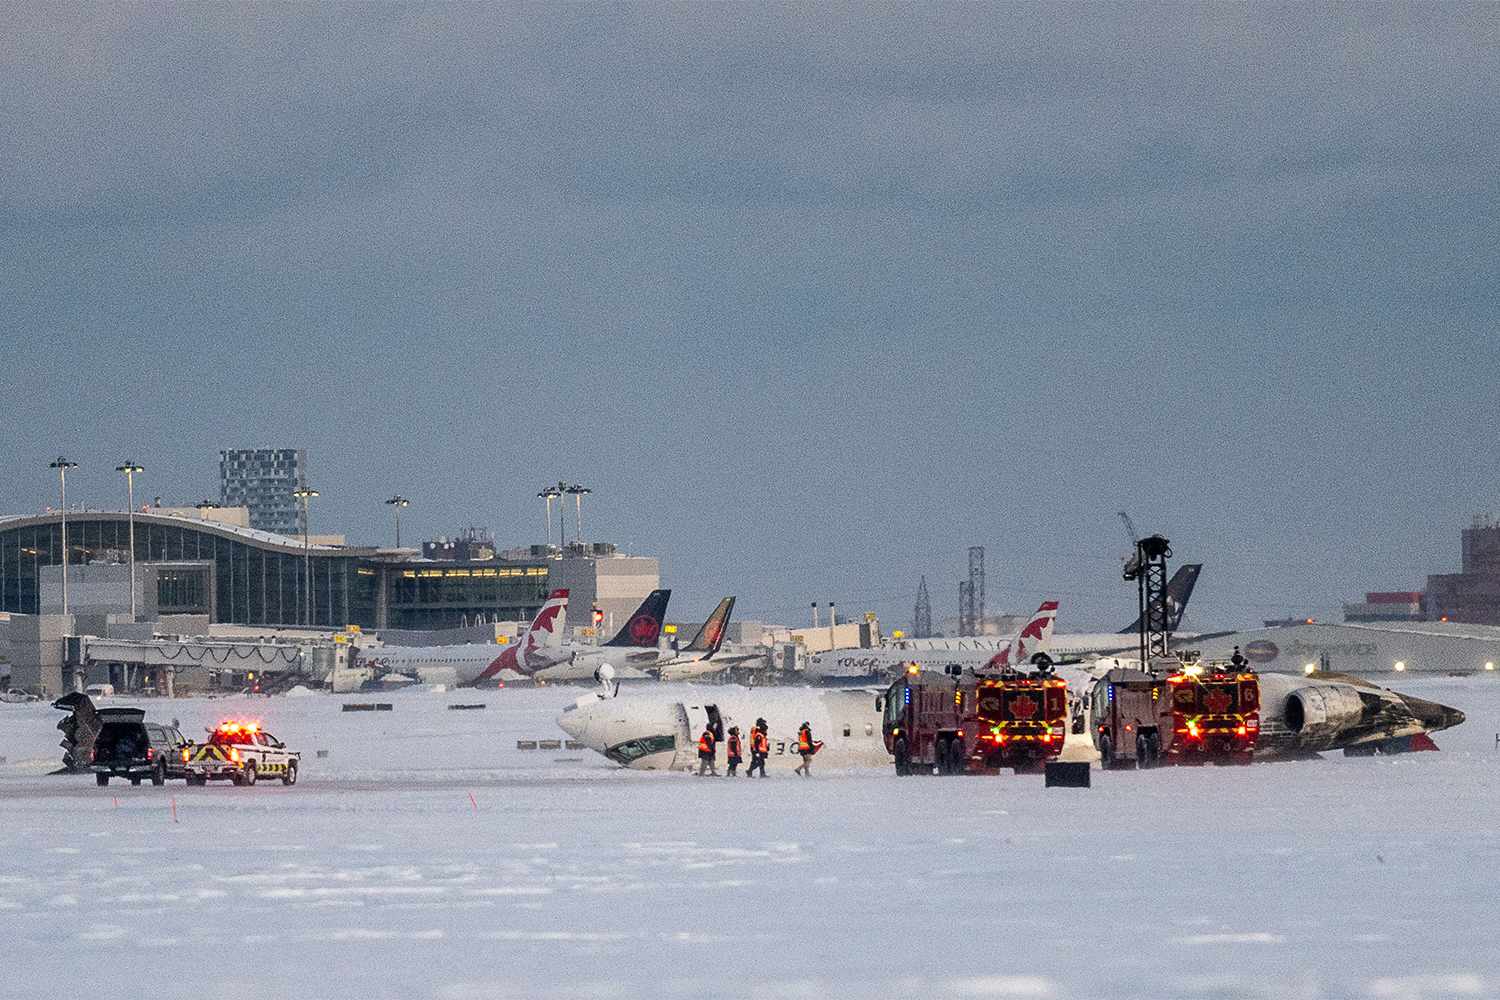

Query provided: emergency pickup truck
[183,721,299,787]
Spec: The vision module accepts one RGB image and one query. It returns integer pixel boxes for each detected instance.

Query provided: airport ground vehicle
[1089,668,1174,769]
[183,721,300,786]
[91,709,190,786]
[1164,663,1259,764]
[967,669,1069,771]
[880,664,1069,774]
[880,668,964,775]
[1089,661,1259,767]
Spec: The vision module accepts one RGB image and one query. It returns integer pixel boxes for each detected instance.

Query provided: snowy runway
[2,680,1497,999]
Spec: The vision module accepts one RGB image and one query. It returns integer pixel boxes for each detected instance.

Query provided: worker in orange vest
[725,726,743,777]
[696,724,718,776]
[747,719,769,778]
[793,721,816,777]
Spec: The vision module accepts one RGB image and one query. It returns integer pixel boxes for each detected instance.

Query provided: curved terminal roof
[0,511,372,556]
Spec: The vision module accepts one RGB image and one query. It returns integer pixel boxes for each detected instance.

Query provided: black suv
[91,708,189,786]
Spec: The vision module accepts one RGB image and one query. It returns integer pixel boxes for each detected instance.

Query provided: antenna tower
[913,576,933,638]
[967,546,985,635]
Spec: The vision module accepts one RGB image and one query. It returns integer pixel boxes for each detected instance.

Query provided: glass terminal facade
[0,514,550,630]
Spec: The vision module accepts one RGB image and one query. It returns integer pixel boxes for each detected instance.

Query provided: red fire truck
[1088,667,1174,769]
[1164,662,1259,764]
[967,671,1069,771]
[879,667,965,775]
[879,664,1069,775]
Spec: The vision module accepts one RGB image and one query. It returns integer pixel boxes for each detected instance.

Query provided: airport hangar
[1178,620,1500,676]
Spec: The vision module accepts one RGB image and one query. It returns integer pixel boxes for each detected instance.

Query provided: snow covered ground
[1,677,1496,1000]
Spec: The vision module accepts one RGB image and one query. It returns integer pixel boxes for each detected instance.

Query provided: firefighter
[793,721,815,777]
[725,726,743,777]
[747,718,769,778]
[1230,646,1248,671]
[696,724,718,776]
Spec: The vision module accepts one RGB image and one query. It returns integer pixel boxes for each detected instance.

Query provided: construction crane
[1118,511,1141,576]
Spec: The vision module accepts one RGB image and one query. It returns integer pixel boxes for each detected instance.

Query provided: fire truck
[879,662,1069,775]
[967,669,1069,771]
[1163,659,1259,764]
[1089,657,1259,767]
[1088,667,1174,769]
[879,667,965,775]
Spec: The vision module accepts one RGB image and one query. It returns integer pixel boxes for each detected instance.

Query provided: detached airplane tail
[604,589,671,648]
[985,601,1059,671]
[683,597,735,656]
[1118,564,1202,634]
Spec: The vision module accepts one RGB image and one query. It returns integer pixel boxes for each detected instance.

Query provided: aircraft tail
[985,600,1059,671]
[472,589,568,684]
[683,597,735,656]
[1118,564,1202,634]
[604,589,671,648]
[526,589,569,650]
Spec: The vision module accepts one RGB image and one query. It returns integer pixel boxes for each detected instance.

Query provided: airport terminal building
[0,511,655,632]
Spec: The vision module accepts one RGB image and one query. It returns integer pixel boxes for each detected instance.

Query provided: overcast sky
[1,4,1496,630]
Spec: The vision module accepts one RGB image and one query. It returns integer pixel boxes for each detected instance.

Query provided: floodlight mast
[1123,533,1173,664]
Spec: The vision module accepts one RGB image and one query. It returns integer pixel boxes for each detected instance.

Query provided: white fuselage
[806,645,997,680]
[359,643,511,687]
[558,685,891,770]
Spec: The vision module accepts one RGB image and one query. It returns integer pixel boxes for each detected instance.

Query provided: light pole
[538,485,561,549]
[292,487,318,625]
[116,462,144,620]
[386,495,409,548]
[49,457,78,616]
[564,483,592,545]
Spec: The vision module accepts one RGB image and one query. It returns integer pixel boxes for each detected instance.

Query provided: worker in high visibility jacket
[725,726,743,777]
[696,725,718,776]
[793,721,817,777]
[747,719,770,778]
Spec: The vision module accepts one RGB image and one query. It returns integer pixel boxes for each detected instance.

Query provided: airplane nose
[557,709,584,739]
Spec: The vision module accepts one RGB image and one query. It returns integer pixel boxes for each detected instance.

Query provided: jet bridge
[67,634,333,695]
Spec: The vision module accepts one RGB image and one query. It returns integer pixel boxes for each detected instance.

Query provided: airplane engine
[1283,683,1366,750]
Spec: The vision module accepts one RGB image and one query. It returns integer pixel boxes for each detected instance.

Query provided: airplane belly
[413,666,462,687]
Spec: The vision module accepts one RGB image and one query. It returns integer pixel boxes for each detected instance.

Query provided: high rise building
[219,448,306,537]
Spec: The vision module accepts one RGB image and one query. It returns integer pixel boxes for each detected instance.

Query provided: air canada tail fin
[684,597,735,656]
[985,600,1059,671]
[604,589,671,648]
[527,589,569,649]
[472,589,568,684]
[1118,564,1202,634]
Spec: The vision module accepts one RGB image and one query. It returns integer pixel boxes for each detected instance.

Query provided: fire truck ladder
[1123,533,1173,663]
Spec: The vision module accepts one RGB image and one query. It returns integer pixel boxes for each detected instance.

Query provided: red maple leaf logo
[628,615,659,645]
[1204,690,1233,714]
[1009,695,1039,720]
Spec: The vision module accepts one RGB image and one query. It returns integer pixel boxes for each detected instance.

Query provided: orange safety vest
[728,734,742,757]
[752,729,769,754]
[697,731,715,754]
[798,729,813,753]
